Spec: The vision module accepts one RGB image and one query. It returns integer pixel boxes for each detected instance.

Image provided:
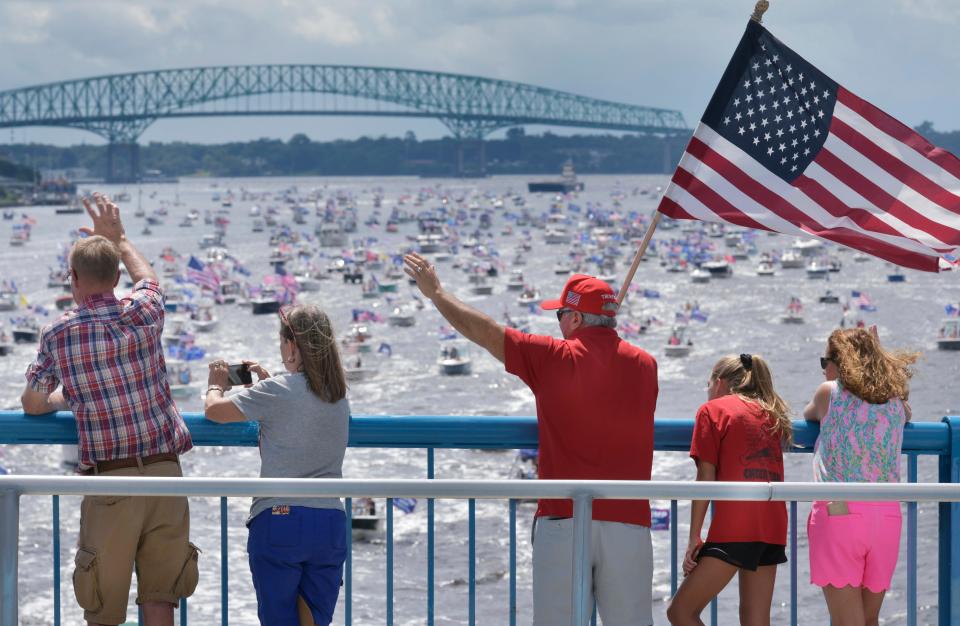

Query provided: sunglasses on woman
[820,356,832,370]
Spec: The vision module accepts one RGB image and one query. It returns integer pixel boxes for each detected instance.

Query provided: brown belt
[81,452,178,475]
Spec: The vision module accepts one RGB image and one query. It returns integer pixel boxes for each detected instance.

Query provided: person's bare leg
[822,585,866,626]
[862,587,887,626]
[141,601,175,626]
[666,557,738,626]
[298,595,317,626]
[738,565,778,626]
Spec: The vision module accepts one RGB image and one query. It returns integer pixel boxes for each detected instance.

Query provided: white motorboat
[506,270,525,291]
[341,324,374,354]
[805,259,830,279]
[701,259,732,278]
[819,290,840,304]
[438,343,472,375]
[250,289,281,315]
[690,268,711,283]
[387,305,417,328]
[470,276,494,295]
[664,325,692,358]
[516,287,541,307]
[779,251,805,269]
[351,498,385,541]
[781,298,805,324]
[190,307,219,333]
[755,261,776,276]
[938,319,960,351]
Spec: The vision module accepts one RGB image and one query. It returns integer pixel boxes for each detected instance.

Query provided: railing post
[571,495,592,626]
[939,416,960,626]
[0,488,20,626]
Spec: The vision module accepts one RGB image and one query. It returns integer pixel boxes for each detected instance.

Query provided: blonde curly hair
[826,328,919,404]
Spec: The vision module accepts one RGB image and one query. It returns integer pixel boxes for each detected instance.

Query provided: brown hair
[69,236,120,285]
[712,354,793,447]
[281,304,347,403]
[826,328,919,404]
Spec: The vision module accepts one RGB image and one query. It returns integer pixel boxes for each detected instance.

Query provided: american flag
[658,20,960,272]
[186,255,220,291]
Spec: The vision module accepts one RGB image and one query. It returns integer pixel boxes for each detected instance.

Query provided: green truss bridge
[0,64,689,180]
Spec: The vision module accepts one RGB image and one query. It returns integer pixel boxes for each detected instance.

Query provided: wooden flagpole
[751,0,770,23]
[615,210,661,306]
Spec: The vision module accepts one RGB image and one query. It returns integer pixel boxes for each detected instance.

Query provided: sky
[0,0,958,146]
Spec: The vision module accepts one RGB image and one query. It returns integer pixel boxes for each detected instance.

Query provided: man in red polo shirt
[404,252,658,626]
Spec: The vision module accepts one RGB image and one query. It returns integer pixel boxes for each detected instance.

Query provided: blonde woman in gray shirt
[205,304,349,626]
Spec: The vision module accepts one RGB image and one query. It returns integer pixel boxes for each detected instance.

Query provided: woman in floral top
[804,326,919,626]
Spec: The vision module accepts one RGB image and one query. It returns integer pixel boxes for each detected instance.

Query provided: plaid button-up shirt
[25,279,192,470]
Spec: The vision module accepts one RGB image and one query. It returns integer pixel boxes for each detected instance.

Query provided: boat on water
[701,259,733,278]
[755,261,776,276]
[343,354,377,382]
[506,270,525,291]
[805,259,830,279]
[0,291,17,311]
[527,160,585,193]
[779,250,805,269]
[438,342,472,375]
[516,287,541,307]
[190,306,218,333]
[818,290,840,304]
[781,297,805,324]
[165,359,199,399]
[888,268,907,282]
[250,288,282,315]
[55,293,74,310]
[0,324,14,356]
[938,318,960,351]
[387,305,417,328]
[470,276,494,295]
[54,199,83,214]
[218,280,241,305]
[664,325,692,358]
[341,323,374,354]
[690,268,711,283]
[351,498,385,541]
[10,316,40,343]
[317,222,348,248]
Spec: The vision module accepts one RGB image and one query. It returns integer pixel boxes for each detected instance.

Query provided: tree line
[1,122,959,180]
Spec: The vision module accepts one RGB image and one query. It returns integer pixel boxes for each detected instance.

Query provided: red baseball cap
[540,274,619,317]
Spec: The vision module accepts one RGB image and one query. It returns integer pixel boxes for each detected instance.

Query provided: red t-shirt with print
[690,394,787,544]
[504,326,658,526]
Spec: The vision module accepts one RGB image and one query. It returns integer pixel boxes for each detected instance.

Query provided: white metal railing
[3,476,960,626]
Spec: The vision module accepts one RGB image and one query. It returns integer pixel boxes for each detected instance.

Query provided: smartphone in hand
[227,363,253,386]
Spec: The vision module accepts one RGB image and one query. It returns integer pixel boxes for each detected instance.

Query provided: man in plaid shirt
[22,193,198,626]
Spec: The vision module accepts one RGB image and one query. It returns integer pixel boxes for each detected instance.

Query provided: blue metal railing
[0,411,957,626]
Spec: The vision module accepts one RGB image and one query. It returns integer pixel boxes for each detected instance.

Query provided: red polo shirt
[504,326,658,526]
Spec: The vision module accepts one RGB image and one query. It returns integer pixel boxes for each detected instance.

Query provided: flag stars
[735,112,743,121]
[786,110,794,120]
[786,64,793,72]
[822,90,830,98]
[789,124,797,133]
[791,165,798,172]
[791,138,799,147]
[745,94,754,103]
[747,108,755,117]
[800,119,808,129]
[738,126,746,135]
[752,62,760,71]
[754,76,763,85]
[723,116,731,125]
[759,104,767,113]
[761,117,769,127]
[788,77,795,86]
[778,142,786,152]
[817,109,825,118]
[767,147,775,156]
[753,136,760,146]
[783,95,791,105]
[813,95,821,105]
[813,129,822,137]
[776,128,785,138]
[772,54,779,62]
[774,114,782,124]
[780,157,788,165]
[766,71,774,80]
[809,80,817,90]
[803,147,811,156]
[798,72,804,82]
[743,80,752,90]
[802,133,810,142]
[800,87,808,96]
[792,152,799,160]
[749,122,757,131]
[764,132,772,141]
[733,97,741,107]
[772,101,780,110]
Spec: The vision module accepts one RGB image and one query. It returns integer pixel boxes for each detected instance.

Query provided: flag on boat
[657,19,960,272]
[945,303,959,317]
[186,256,220,291]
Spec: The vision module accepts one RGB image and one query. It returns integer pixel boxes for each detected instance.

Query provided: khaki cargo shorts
[73,460,200,625]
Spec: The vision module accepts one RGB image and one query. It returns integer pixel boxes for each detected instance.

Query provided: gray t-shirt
[230,372,350,522]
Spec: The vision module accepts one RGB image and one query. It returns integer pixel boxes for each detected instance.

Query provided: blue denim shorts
[247,506,347,626]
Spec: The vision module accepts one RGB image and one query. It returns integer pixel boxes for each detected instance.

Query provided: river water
[1,174,956,625]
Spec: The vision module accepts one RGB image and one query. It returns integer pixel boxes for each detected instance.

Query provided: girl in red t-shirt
[666,353,793,626]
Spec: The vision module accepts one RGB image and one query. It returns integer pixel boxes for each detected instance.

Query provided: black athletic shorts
[696,541,787,571]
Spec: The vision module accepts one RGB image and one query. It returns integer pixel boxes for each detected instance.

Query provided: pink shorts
[807,500,902,592]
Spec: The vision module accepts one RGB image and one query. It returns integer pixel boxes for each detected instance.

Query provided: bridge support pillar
[106,141,141,183]
[0,488,19,625]
[939,416,960,626]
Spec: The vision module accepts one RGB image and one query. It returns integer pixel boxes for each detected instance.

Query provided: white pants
[532,517,653,626]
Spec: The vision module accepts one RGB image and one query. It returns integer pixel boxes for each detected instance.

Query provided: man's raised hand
[79,192,125,244]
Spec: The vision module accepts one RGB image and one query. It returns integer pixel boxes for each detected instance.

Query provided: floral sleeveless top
[812,382,906,483]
